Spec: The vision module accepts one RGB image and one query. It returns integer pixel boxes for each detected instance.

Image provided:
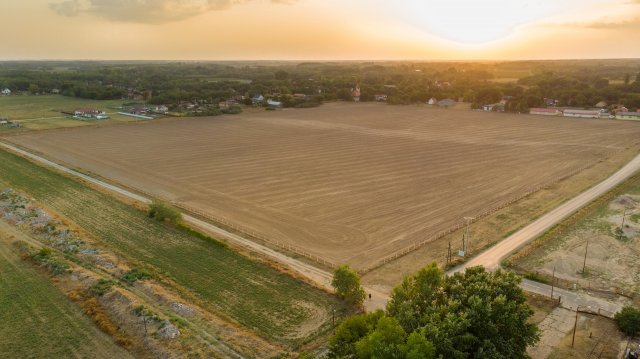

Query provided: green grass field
[0,95,139,130]
[0,148,343,346]
[0,227,131,358]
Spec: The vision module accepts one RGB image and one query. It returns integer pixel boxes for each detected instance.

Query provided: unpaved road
[449,152,640,273]
[3,141,639,314]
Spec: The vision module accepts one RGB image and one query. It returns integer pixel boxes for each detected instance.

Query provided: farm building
[616,111,640,121]
[529,108,561,116]
[482,103,505,112]
[74,108,109,120]
[563,109,602,119]
[427,98,437,105]
[1,88,11,96]
[153,105,169,114]
[374,94,388,101]
[438,99,456,108]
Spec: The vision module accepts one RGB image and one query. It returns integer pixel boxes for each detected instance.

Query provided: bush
[30,247,69,275]
[523,271,549,284]
[121,268,151,285]
[90,279,115,296]
[615,306,640,336]
[148,201,183,225]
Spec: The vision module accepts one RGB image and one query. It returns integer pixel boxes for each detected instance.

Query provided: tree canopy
[332,265,366,307]
[329,263,539,359]
[615,306,640,337]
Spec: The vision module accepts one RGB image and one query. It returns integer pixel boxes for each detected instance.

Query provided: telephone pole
[582,240,589,273]
[551,265,555,300]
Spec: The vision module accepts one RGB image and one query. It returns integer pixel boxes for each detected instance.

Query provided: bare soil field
[8,102,640,269]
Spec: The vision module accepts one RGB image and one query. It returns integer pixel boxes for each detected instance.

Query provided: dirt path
[449,152,640,273]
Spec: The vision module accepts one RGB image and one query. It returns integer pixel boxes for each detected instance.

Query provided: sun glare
[400,0,557,44]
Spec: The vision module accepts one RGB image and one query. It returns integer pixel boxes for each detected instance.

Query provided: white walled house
[562,109,602,119]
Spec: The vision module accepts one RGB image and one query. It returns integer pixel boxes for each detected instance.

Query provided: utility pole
[447,241,452,265]
[551,265,556,300]
[463,217,474,252]
[582,240,589,274]
[571,308,579,348]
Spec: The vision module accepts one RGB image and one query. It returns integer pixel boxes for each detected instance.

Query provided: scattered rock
[170,302,196,317]
[156,320,180,339]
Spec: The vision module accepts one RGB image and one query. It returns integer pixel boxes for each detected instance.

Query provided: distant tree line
[0,60,639,110]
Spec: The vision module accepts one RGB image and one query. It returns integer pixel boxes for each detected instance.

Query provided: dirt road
[449,151,640,273]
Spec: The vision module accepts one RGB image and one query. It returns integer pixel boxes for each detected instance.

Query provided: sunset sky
[1,0,640,60]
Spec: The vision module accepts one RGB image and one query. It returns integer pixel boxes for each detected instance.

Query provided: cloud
[49,0,295,23]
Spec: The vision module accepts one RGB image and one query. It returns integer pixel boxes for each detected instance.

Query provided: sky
[1,0,640,60]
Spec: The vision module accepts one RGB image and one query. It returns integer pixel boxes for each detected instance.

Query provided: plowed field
[10,103,640,269]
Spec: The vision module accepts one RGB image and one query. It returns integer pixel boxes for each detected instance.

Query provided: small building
[563,109,601,119]
[153,105,169,114]
[482,103,506,112]
[267,99,282,108]
[74,108,108,120]
[50,88,60,94]
[529,108,561,116]
[374,94,388,101]
[437,99,456,108]
[293,93,308,99]
[595,101,608,108]
[252,95,264,105]
[427,97,437,105]
[1,88,11,96]
[616,111,640,121]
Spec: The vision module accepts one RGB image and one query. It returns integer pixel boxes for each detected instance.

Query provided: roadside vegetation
[328,263,539,358]
[0,148,344,346]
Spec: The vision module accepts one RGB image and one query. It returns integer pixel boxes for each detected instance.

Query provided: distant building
[482,103,506,112]
[1,88,11,96]
[374,94,388,101]
[529,108,561,116]
[74,108,109,120]
[267,99,282,108]
[153,105,169,114]
[252,94,264,105]
[437,99,456,108]
[427,97,437,105]
[293,93,308,99]
[616,111,640,121]
[50,88,60,94]
[351,85,361,102]
[595,101,608,108]
[563,109,601,119]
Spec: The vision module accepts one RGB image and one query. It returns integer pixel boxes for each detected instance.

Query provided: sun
[399,0,555,44]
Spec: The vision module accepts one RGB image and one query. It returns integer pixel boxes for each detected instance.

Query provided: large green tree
[329,263,539,359]
[332,265,366,307]
[615,306,640,337]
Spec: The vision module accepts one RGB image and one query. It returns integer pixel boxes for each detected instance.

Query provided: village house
[562,109,602,119]
[615,111,640,121]
[153,105,169,114]
[50,88,60,94]
[374,94,388,101]
[252,94,265,105]
[1,88,11,96]
[595,100,608,108]
[293,93,308,99]
[529,108,562,116]
[427,97,437,105]
[74,108,109,120]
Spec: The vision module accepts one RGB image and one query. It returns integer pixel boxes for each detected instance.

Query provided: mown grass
[0,148,343,345]
[0,95,139,130]
[0,240,130,358]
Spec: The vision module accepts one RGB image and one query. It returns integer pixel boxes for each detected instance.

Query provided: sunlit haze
[1,0,639,60]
